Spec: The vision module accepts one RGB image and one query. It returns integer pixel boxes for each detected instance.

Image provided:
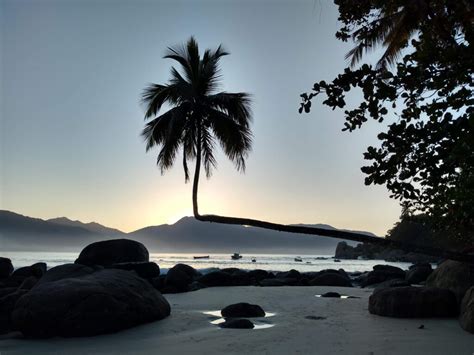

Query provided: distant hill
[47,217,125,236]
[0,210,110,251]
[0,210,376,254]
[128,216,372,254]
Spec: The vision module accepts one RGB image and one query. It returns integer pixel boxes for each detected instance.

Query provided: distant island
[0,210,376,254]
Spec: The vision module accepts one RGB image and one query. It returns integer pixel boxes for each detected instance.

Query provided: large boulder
[459,286,474,333]
[11,266,170,338]
[259,278,297,287]
[369,286,458,318]
[108,262,160,279]
[0,289,28,334]
[405,263,433,284]
[75,239,149,266]
[335,242,357,259]
[165,264,200,292]
[247,269,273,282]
[5,263,47,287]
[0,257,13,278]
[362,265,406,287]
[221,303,265,318]
[309,272,352,287]
[426,260,474,303]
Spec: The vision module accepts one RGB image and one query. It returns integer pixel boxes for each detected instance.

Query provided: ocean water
[2,251,415,273]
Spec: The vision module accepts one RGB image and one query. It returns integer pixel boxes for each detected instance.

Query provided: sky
[0,0,401,235]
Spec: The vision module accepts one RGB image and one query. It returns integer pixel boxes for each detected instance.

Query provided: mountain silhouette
[0,211,372,253]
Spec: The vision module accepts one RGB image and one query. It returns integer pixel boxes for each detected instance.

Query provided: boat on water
[193,255,209,260]
[231,253,242,260]
[334,259,341,263]
[294,257,303,262]
[251,258,257,262]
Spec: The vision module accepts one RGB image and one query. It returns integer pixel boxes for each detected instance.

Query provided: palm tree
[141,37,252,217]
[142,37,473,263]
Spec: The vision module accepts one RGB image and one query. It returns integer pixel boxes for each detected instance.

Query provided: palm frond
[141,84,182,119]
[206,92,252,127]
[206,109,252,172]
[201,128,217,178]
[141,103,189,152]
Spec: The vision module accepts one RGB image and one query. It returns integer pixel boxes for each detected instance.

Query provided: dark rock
[426,260,474,303]
[275,269,301,280]
[160,285,179,294]
[197,271,233,287]
[335,241,357,259]
[0,257,13,278]
[259,278,298,286]
[247,269,272,282]
[221,303,265,318]
[219,318,254,329]
[231,272,253,286]
[108,262,160,279]
[369,286,458,318]
[166,264,200,292]
[188,281,206,291]
[362,265,406,287]
[11,267,170,337]
[0,287,18,298]
[11,262,47,279]
[372,279,410,292]
[321,292,341,298]
[36,263,100,286]
[75,239,149,266]
[406,264,433,284]
[221,268,240,275]
[0,289,28,334]
[309,273,352,287]
[459,286,474,333]
[18,276,38,290]
[149,275,166,291]
[338,269,350,280]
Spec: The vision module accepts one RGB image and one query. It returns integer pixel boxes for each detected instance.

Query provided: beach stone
[0,258,13,278]
[166,264,200,292]
[18,276,38,290]
[221,268,240,275]
[188,281,206,291]
[75,239,149,266]
[247,269,272,282]
[372,279,410,292]
[275,269,301,280]
[321,292,341,298]
[309,273,352,287]
[36,263,100,286]
[109,262,160,279]
[221,303,265,318]
[459,286,474,333]
[197,271,233,287]
[230,272,253,286]
[0,289,28,334]
[259,278,298,286]
[362,265,406,287]
[11,262,47,279]
[0,287,18,299]
[219,318,254,329]
[406,263,433,284]
[369,286,458,318]
[426,260,474,303]
[11,267,170,338]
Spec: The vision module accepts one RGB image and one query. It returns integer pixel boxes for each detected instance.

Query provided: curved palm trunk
[191,158,473,263]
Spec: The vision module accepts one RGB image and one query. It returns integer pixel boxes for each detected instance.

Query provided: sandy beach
[1,286,472,355]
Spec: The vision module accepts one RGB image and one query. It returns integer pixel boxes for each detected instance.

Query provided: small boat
[334,259,341,263]
[231,253,242,260]
[193,255,209,260]
[294,257,303,262]
[252,258,257,262]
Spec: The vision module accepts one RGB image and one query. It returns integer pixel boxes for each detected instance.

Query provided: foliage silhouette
[142,37,473,263]
[301,1,473,253]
